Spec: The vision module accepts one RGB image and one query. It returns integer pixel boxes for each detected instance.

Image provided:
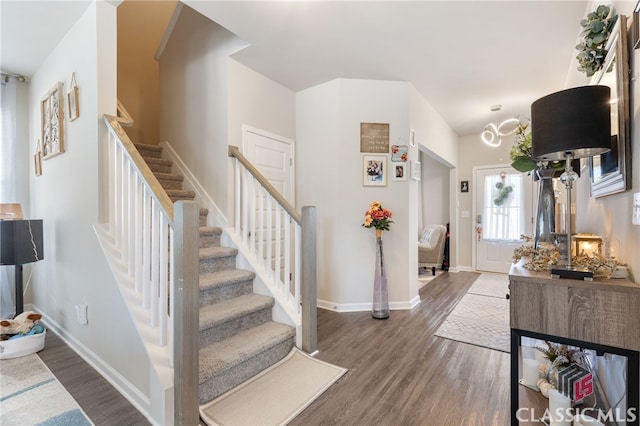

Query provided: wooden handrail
[103,114,174,222]
[228,145,301,224]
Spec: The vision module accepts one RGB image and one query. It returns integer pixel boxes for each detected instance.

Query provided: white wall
[27,0,151,413]
[158,5,248,220]
[409,88,459,268]
[227,59,296,146]
[297,79,421,310]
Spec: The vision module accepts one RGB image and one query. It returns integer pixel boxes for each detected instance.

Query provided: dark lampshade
[0,220,44,265]
[531,85,611,161]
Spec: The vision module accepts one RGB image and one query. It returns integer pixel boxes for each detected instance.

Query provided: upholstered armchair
[418,224,447,275]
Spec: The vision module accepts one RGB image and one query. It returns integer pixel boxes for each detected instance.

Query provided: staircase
[135,143,295,405]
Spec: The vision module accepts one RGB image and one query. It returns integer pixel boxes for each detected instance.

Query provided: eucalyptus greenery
[575,5,617,77]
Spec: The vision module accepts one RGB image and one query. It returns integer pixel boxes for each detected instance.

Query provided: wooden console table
[509,261,640,425]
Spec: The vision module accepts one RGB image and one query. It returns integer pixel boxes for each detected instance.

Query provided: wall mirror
[589,15,631,198]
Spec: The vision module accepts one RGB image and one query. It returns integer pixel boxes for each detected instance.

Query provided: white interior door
[474,165,533,273]
[243,126,294,278]
[244,126,294,203]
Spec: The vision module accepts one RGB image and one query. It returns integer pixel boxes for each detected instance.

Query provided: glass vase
[372,229,390,319]
[534,168,556,249]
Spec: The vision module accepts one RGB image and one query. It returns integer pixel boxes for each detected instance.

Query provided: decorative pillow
[419,227,433,244]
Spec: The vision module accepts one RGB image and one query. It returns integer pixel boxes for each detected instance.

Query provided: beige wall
[563,0,640,281]
[457,132,514,269]
[118,0,177,145]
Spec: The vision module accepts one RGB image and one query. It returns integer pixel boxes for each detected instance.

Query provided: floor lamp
[0,219,44,316]
[531,85,611,280]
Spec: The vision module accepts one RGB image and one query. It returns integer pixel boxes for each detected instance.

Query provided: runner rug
[0,353,93,425]
[200,348,347,426]
[435,273,510,353]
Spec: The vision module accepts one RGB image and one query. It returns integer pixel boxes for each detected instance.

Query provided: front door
[474,165,533,273]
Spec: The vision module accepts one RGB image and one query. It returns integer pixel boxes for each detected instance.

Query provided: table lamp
[531,85,611,280]
[0,218,44,315]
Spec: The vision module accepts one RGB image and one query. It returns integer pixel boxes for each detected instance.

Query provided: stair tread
[166,188,195,196]
[134,143,163,152]
[154,172,183,181]
[199,294,273,328]
[200,226,222,236]
[200,246,238,259]
[144,157,172,166]
[200,269,255,290]
[199,322,295,381]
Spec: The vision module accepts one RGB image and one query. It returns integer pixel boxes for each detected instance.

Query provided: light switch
[633,192,640,225]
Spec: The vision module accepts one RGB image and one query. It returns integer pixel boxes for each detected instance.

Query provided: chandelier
[481,105,519,147]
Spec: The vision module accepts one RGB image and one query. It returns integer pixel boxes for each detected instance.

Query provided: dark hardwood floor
[38,332,150,425]
[37,271,545,425]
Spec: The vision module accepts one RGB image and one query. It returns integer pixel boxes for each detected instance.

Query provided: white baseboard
[450,265,473,272]
[30,303,154,425]
[317,296,420,313]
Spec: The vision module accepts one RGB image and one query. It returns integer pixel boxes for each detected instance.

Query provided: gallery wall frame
[41,82,64,160]
[363,155,387,186]
[410,160,421,181]
[392,163,407,182]
[360,123,390,153]
[67,72,79,121]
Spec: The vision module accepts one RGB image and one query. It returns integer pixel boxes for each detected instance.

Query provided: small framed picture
[392,163,407,181]
[634,1,640,49]
[363,155,387,186]
[391,145,408,162]
[461,180,469,193]
[409,129,416,147]
[67,72,79,121]
[410,160,421,181]
[34,152,42,176]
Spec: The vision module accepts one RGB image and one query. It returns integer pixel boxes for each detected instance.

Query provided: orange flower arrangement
[362,201,393,231]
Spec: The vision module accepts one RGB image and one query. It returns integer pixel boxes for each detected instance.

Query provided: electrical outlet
[633,192,640,226]
[75,304,88,325]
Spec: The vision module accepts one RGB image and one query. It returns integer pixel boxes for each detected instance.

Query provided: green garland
[493,181,513,206]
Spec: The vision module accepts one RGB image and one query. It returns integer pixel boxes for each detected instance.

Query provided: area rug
[435,273,510,353]
[200,348,347,426]
[0,353,93,425]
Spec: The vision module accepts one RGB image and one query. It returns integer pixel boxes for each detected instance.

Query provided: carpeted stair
[134,143,295,405]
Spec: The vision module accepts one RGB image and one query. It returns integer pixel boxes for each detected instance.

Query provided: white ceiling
[1,0,611,137]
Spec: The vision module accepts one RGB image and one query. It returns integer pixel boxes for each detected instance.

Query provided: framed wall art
[410,160,421,181]
[360,123,389,153]
[392,163,407,182]
[391,145,408,162]
[41,82,65,160]
[363,155,387,186]
[67,72,79,121]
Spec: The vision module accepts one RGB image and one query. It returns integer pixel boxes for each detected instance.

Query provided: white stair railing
[228,145,317,353]
[100,101,199,425]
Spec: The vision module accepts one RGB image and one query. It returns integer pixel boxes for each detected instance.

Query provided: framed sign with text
[360,123,389,153]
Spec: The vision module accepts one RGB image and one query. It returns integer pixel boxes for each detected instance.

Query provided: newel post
[301,206,317,353]
[173,201,200,425]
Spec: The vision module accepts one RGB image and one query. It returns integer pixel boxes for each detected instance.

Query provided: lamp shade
[531,85,611,161]
[0,220,44,265]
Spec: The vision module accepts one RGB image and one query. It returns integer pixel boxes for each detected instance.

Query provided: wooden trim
[103,114,174,222]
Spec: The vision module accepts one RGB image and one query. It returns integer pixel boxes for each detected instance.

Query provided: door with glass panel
[474,165,533,273]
